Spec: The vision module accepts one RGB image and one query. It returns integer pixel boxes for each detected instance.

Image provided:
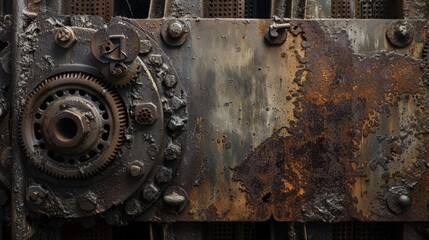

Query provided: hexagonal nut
[46,110,89,148]
[54,27,77,49]
[134,103,157,125]
[26,185,48,204]
[140,40,152,54]
[163,75,177,88]
[128,161,145,177]
[155,167,173,183]
[164,142,181,161]
[124,199,143,216]
[142,184,159,202]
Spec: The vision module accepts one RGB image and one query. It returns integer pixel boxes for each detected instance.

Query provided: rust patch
[233,20,424,221]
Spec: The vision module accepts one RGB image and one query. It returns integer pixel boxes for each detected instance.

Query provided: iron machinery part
[15,16,186,221]
[19,72,126,179]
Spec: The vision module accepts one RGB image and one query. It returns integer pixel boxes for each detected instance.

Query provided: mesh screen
[69,0,113,21]
[331,0,353,18]
[356,0,385,18]
[204,0,245,18]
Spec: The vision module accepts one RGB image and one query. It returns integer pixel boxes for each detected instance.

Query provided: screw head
[167,22,184,39]
[54,27,76,49]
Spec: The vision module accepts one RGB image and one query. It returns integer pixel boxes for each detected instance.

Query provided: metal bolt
[167,22,184,39]
[129,161,144,177]
[134,103,157,125]
[155,167,173,183]
[26,185,47,204]
[142,184,159,202]
[124,199,142,216]
[104,211,122,225]
[398,194,411,209]
[163,75,177,88]
[163,186,188,214]
[386,186,411,214]
[54,27,76,49]
[164,142,181,161]
[140,40,152,54]
[386,21,414,48]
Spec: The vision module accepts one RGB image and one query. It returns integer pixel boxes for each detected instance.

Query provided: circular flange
[19,72,126,179]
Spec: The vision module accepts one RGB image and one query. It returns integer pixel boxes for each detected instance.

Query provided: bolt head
[54,27,76,49]
[29,191,39,201]
[26,185,47,204]
[134,103,157,125]
[163,75,177,88]
[167,22,184,39]
[129,162,144,177]
[398,195,411,209]
[140,40,152,54]
[163,186,188,214]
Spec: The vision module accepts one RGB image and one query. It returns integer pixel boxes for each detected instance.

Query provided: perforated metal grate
[69,0,113,21]
[204,0,245,18]
[244,0,255,18]
[331,0,353,18]
[61,222,113,240]
[333,222,402,240]
[208,222,256,240]
[356,0,385,19]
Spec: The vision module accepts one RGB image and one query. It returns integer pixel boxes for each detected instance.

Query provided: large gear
[19,73,126,179]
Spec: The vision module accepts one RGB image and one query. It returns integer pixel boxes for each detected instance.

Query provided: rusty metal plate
[131,19,429,222]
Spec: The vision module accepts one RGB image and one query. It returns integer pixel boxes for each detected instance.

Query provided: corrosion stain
[233,21,424,221]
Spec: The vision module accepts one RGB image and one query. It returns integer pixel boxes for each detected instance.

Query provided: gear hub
[19,73,126,179]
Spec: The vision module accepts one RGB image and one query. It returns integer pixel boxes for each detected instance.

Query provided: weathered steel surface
[134,19,428,222]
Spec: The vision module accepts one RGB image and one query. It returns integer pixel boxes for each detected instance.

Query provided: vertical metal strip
[11,0,27,239]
